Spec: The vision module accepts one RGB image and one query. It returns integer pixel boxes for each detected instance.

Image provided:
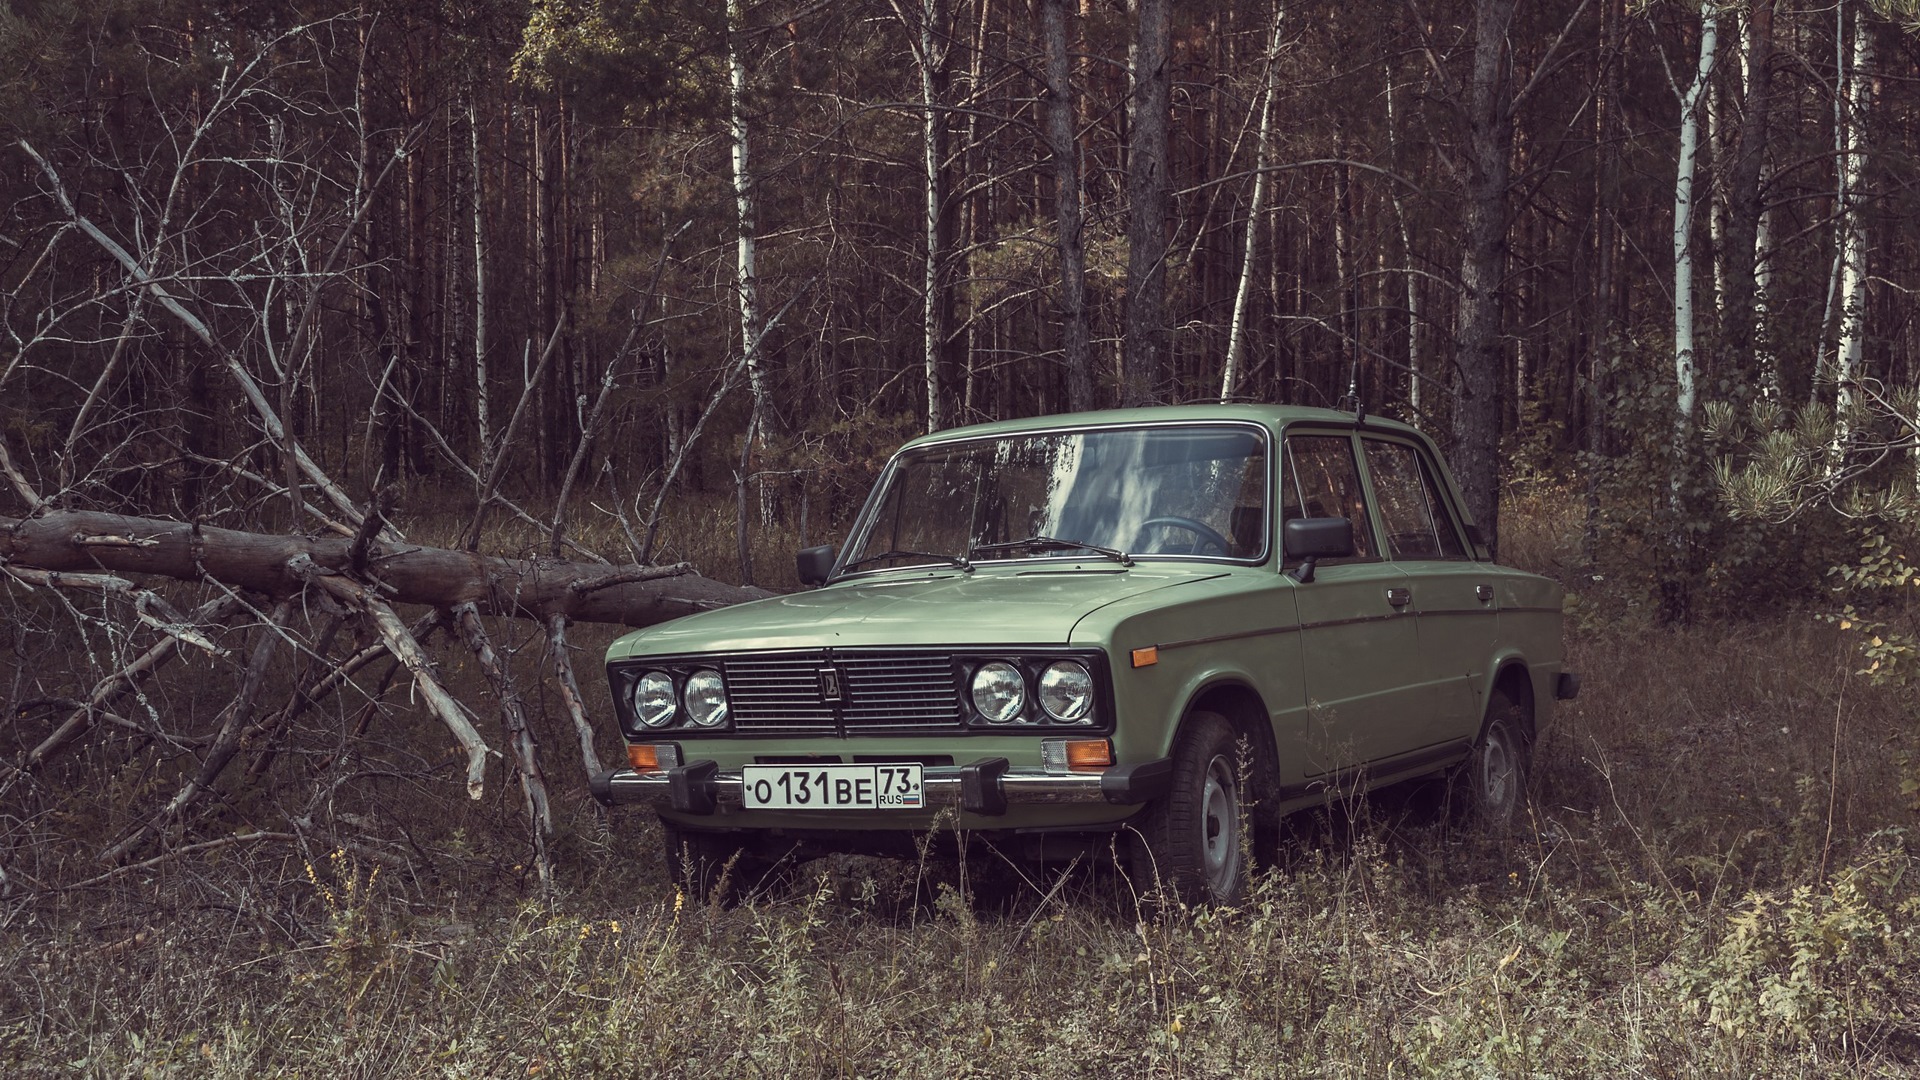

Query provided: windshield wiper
[970,535,1133,567]
[841,549,974,573]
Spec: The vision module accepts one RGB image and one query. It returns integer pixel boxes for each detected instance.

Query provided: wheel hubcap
[1200,755,1241,897]
[1480,725,1516,822]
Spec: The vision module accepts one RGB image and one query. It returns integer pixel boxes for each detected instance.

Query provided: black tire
[1455,688,1532,833]
[1131,711,1248,907]
[660,822,768,905]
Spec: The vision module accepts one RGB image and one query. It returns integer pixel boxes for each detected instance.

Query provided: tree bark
[1123,0,1171,406]
[1449,0,1518,552]
[1222,2,1285,404]
[730,0,770,581]
[1831,4,1871,460]
[1720,1,1773,377]
[1,511,769,627]
[1041,0,1092,412]
[1674,3,1720,445]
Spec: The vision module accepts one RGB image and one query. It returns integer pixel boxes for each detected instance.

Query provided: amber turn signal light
[627,744,663,772]
[1064,739,1113,770]
[1131,646,1158,668]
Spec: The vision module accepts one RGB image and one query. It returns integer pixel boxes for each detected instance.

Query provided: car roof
[902,403,1423,449]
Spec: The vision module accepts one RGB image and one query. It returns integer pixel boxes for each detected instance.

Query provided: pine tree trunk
[1042,0,1092,412]
[1450,0,1518,552]
[1123,0,1171,406]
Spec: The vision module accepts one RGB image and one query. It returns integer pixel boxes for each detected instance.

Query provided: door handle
[1385,587,1412,608]
[1476,584,1494,603]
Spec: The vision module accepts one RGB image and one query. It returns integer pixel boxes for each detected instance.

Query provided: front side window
[1281,433,1375,561]
[845,424,1268,573]
[1363,439,1467,561]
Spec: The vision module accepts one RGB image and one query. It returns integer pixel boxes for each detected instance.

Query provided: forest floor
[3,493,1918,1078]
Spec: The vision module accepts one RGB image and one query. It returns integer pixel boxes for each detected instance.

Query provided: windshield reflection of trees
[853,427,1267,568]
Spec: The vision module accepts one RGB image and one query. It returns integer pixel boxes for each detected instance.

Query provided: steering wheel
[1135,515,1232,555]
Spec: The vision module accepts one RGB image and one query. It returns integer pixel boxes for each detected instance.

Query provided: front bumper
[589,756,1172,817]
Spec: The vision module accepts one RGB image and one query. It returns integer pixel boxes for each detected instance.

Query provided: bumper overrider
[590,756,1174,817]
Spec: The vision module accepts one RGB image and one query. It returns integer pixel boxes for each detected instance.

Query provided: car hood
[607,564,1232,657]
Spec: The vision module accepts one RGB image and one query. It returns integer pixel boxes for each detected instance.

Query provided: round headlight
[632,671,676,728]
[684,669,729,728]
[1038,660,1093,722]
[970,661,1026,723]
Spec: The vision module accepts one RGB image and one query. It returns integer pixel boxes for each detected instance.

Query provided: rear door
[1359,435,1492,743]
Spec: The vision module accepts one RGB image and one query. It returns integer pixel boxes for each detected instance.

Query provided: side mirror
[796,544,836,586]
[1283,517,1354,584]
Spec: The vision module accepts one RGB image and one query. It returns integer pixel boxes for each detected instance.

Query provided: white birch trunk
[1220,2,1284,403]
[729,0,766,582]
[1673,3,1719,444]
[1816,1,1848,388]
[1832,8,1871,457]
[729,2,763,412]
[1748,15,1778,399]
[917,0,949,431]
[1706,46,1729,315]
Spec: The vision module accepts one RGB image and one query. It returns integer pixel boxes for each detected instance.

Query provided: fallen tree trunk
[1,511,771,626]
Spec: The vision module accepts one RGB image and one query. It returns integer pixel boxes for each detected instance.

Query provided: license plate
[742,764,924,810]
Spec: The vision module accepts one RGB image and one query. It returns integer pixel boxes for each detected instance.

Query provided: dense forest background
[4,0,1916,593]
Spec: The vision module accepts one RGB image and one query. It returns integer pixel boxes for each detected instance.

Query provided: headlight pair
[630,668,729,731]
[969,659,1094,725]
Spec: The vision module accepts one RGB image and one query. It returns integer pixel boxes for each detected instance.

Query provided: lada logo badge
[818,667,842,702]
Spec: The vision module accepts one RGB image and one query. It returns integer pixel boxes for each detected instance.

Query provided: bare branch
[452,603,552,888]
[0,435,45,512]
[465,316,567,552]
[546,614,605,781]
[20,593,246,771]
[17,139,376,535]
[58,831,298,893]
[288,554,493,800]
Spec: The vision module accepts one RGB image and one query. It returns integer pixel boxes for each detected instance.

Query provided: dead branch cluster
[1,121,766,892]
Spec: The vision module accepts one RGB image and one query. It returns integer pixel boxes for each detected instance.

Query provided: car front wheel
[1131,711,1248,907]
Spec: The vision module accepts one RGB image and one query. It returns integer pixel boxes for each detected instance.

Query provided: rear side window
[1281,434,1374,561]
[1362,439,1468,561]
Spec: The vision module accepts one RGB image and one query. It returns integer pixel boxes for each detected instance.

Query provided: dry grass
[3,490,1919,1077]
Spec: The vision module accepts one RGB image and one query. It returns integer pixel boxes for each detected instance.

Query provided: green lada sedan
[591,404,1575,904]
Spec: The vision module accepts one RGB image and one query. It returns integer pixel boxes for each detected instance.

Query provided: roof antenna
[1335,351,1365,423]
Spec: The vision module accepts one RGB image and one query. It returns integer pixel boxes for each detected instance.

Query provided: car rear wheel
[1131,711,1247,907]
[1457,687,1531,833]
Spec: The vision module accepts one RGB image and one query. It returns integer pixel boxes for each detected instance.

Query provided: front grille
[839,652,961,728]
[722,650,959,733]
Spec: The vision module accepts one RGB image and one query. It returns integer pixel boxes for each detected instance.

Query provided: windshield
[843,424,1268,574]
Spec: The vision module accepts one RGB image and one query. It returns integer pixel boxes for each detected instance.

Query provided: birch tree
[729,0,769,581]
[1220,2,1286,404]
[1831,4,1873,460]
[1721,1,1774,387]
[1672,2,1719,449]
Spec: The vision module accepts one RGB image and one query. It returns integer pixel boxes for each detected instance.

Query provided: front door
[1280,431,1427,776]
